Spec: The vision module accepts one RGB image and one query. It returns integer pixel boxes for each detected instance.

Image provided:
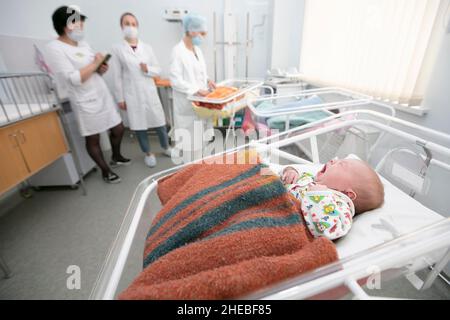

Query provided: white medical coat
[169,40,212,151]
[111,40,166,131]
[45,40,122,136]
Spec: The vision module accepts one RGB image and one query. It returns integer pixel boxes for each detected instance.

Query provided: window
[299,0,447,106]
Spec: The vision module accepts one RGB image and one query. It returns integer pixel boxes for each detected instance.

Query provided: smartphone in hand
[96,54,112,72]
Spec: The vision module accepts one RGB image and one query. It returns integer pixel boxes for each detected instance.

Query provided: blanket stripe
[204,213,302,241]
[146,164,262,239]
[202,201,296,238]
[143,173,276,257]
[144,178,288,267]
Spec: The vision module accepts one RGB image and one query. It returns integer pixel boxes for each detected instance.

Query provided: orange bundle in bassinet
[206,86,238,99]
[194,86,241,110]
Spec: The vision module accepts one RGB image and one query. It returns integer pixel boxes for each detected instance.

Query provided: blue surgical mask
[67,28,85,42]
[191,35,203,46]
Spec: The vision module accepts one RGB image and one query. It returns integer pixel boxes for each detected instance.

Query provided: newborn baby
[278,159,384,240]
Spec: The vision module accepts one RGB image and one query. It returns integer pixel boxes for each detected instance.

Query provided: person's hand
[118,101,127,110]
[207,80,216,90]
[98,63,109,75]
[196,89,210,97]
[94,53,105,66]
[140,63,148,74]
[308,183,328,192]
[282,167,299,184]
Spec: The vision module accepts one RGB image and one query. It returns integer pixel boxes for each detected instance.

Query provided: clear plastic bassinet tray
[187,79,264,105]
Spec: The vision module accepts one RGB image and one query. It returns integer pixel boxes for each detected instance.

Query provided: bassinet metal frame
[90,107,450,300]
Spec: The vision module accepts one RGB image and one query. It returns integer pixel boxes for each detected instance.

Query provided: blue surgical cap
[183,13,207,33]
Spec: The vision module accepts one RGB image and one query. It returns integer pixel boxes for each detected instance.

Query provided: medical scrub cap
[183,14,207,33]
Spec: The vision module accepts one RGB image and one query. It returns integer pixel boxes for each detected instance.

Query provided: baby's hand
[308,183,328,192]
[282,167,299,185]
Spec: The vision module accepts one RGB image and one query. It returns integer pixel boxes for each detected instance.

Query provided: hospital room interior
[0,0,449,301]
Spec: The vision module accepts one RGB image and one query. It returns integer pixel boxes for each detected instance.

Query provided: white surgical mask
[67,28,84,42]
[122,26,138,39]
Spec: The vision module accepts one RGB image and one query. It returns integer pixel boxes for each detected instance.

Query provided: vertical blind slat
[299,0,441,106]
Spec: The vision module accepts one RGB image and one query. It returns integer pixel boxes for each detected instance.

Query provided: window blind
[299,0,445,106]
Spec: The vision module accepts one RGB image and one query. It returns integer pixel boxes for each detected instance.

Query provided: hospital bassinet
[187,79,264,140]
[90,104,450,300]
[187,79,264,117]
[245,87,397,136]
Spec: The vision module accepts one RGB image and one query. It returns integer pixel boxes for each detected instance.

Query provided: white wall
[0,0,223,78]
[269,0,305,70]
[0,0,273,80]
[0,34,50,72]
[398,28,450,135]
[227,0,273,79]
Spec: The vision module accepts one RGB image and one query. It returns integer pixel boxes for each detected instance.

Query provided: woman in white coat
[111,13,172,168]
[169,13,216,162]
[46,6,129,184]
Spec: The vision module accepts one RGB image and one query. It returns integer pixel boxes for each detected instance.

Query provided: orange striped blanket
[119,162,338,300]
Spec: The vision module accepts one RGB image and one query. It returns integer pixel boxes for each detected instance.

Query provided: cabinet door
[17,112,68,173]
[0,126,30,195]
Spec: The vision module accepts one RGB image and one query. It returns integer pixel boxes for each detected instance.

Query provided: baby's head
[315,159,384,214]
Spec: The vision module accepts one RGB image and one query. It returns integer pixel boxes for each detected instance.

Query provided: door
[18,112,68,173]
[0,125,29,194]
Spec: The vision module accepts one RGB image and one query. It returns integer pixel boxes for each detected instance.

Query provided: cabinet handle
[18,130,26,144]
[8,133,19,148]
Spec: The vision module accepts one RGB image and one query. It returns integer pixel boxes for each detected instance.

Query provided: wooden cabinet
[0,111,68,195]
[0,126,30,192]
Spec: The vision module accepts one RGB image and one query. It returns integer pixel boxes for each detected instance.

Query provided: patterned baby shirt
[283,167,355,240]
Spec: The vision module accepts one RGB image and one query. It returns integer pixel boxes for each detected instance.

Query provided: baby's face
[315,159,370,192]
